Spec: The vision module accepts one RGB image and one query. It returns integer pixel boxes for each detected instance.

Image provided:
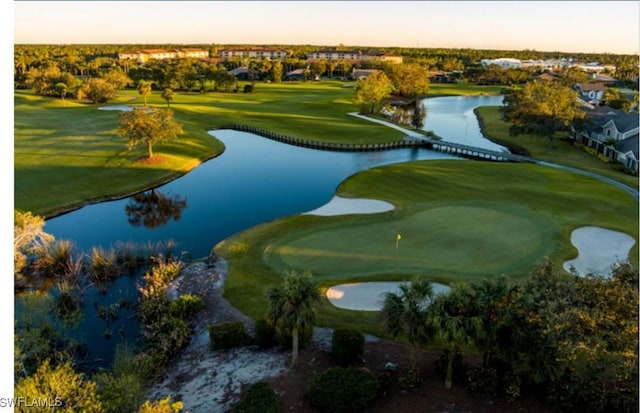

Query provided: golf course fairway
[215,160,638,330]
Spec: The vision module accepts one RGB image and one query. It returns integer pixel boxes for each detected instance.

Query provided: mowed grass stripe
[216,160,638,331]
[264,204,551,279]
[16,82,409,216]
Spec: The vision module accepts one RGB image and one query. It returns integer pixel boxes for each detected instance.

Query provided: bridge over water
[221,124,535,163]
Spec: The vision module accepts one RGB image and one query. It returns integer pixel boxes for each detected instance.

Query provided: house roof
[576,82,607,91]
[607,112,640,134]
[616,134,639,159]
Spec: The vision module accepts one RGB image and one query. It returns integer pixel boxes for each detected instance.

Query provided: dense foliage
[208,321,247,350]
[331,328,365,366]
[307,367,378,413]
[232,381,279,413]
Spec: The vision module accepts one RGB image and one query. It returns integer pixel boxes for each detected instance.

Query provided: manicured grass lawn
[428,82,503,97]
[15,81,407,216]
[475,106,639,189]
[215,160,638,335]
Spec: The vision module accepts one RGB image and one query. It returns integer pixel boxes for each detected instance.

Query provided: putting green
[264,204,551,278]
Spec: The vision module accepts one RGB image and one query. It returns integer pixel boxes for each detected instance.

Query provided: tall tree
[355,70,393,114]
[117,107,183,160]
[501,80,585,146]
[54,82,67,106]
[379,277,434,367]
[77,78,116,104]
[427,283,481,389]
[138,80,152,106]
[161,88,174,107]
[266,271,321,367]
[385,63,430,98]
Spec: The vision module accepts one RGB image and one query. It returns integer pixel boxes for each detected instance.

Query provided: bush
[466,367,498,397]
[209,321,246,350]
[168,294,204,320]
[398,365,422,390]
[331,328,365,366]
[307,367,378,413]
[233,381,278,413]
[243,84,254,93]
[253,318,276,348]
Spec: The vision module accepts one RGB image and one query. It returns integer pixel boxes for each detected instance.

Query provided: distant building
[218,49,290,60]
[118,48,209,63]
[307,50,403,64]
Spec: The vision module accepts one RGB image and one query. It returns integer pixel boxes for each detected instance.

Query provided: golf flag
[396,233,402,241]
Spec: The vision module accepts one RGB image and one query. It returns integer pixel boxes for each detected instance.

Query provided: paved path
[350,112,639,202]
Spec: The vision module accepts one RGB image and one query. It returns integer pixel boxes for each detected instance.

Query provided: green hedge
[233,381,278,413]
[307,367,378,413]
[208,321,246,350]
[169,294,204,320]
[331,328,365,366]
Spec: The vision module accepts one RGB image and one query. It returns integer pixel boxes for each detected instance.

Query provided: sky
[11,1,640,55]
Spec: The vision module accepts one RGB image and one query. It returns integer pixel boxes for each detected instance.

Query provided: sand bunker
[326,281,451,311]
[98,105,133,111]
[563,226,636,276]
[304,196,394,216]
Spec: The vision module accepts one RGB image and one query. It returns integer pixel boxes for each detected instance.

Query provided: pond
[40,95,505,367]
[45,96,506,258]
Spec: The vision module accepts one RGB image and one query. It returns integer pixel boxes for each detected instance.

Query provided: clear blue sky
[12,1,640,54]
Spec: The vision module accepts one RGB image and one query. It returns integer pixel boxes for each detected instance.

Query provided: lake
[40,95,504,367]
[44,95,505,259]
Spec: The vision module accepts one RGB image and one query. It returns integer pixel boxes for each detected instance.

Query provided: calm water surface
[39,96,502,367]
[45,95,504,258]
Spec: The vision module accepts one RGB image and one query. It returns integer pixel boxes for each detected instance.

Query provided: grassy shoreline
[215,160,638,334]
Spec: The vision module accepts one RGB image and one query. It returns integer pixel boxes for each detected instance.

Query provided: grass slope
[15,82,407,216]
[215,160,638,334]
[475,105,639,189]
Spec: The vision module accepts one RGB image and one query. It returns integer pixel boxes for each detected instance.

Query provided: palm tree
[267,271,320,367]
[138,80,152,106]
[465,276,513,368]
[427,283,481,389]
[379,277,435,367]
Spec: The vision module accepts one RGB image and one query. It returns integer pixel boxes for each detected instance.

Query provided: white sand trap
[563,226,636,276]
[304,196,394,216]
[326,282,451,311]
[98,104,133,111]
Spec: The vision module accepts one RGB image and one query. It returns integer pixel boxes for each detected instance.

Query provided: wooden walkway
[220,124,535,163]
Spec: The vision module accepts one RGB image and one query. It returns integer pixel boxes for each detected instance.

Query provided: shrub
[466,366,498,397]
[398,365,422,390]
[209,321,246,350]
[253,318,276,348]
[168,294,204,320]
[307,367,378,413]
[331,328,365,366]
[233,381,278,413]
[243,84,255,93]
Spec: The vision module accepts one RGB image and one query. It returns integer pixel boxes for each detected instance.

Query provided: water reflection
[125,189,187,229]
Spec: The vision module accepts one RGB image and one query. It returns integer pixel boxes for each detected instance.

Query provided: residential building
[118,48,209,63]
[573,82,608,105]
[218,49,290,60]
[307,50,403,64]
[573,106,639,172]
